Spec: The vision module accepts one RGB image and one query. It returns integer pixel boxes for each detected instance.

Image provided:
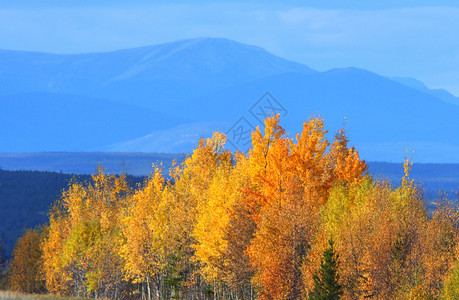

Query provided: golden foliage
[9,115,457,299]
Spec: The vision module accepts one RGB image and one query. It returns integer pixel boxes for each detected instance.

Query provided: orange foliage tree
[8,114,458,300]
[8,227,46,293]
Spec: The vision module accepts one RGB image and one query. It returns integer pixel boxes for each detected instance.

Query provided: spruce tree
[0,239,6,289]
[310,237,342,300]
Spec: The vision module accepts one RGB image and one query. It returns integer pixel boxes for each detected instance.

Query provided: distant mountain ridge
[0,37,458,162]
[0,38,315,110]
[390,76,459,105]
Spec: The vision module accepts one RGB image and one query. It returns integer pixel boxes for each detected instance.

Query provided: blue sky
[1,0,458,95]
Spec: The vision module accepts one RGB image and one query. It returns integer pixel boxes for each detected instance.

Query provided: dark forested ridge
[0,152,186,176]
[0,169,143,256]
[368,162,459,196]
[0,170,79,256]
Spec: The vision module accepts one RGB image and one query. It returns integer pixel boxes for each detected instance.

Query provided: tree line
[4,115,459,299]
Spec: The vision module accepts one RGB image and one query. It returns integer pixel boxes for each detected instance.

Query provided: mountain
[0,38,315,111]
[0,92,180,152]
[112,68,459,162]
[0,38,458,162]
[104,121,230,153]
[390,76,459,106]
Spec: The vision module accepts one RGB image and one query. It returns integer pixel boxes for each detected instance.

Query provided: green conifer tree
[0,239,7,289]
[310,237,342,300]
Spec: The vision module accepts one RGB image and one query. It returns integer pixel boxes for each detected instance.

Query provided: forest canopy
[5,115,459,299]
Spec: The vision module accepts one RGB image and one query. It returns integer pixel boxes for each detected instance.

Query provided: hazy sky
[1,0,458,95]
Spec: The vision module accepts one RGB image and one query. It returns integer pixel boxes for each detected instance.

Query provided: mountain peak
[102,37,316,87]
[117,37,315,74]
[0,37,317,113]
